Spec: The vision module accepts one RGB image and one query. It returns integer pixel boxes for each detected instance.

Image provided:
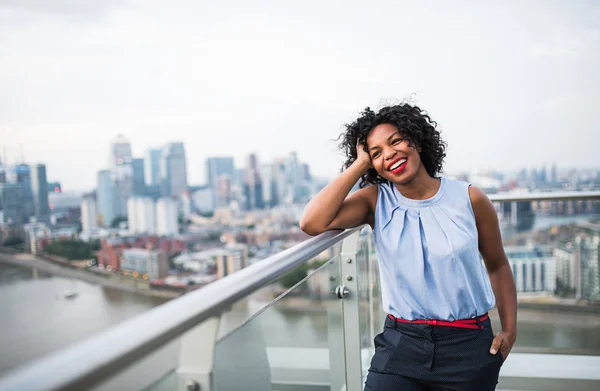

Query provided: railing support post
[176,316,220,391]
[339,229,363,391]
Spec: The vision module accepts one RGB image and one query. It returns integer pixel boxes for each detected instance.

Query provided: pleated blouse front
[373,177,495,321]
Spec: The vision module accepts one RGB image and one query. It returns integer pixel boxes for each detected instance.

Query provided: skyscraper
[81,194,98,231]
[156,198,178,236]
[109,135,133,216]
[30,164,50,222]
[0,157,6,184]
[109,134,133,171]
[144,149,161,186]
[0,183,25,224]
[160,143,188,197]
[11,164,34,221]
[206,157,234,207]
[244,153,264,210]
[132,158,146,196]
[97,170,115,227]
[127,197,156,235]
[260,163,277,208]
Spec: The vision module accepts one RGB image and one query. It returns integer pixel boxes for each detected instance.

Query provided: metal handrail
[0,227,362,391]
[488,190,600,202]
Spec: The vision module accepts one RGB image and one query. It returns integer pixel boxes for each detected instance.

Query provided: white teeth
[389,159,407,171]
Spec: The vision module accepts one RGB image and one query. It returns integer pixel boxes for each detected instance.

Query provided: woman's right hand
[355,140,372,170]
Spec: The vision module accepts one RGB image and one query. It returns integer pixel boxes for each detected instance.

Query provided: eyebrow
[368,132,401,152]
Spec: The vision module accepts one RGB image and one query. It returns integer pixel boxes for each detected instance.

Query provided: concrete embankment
[0,250,182,299]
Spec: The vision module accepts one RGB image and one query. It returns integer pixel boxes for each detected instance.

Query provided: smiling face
[366,123,425,185]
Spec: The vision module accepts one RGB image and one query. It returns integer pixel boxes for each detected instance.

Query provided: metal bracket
[334,285,349,299]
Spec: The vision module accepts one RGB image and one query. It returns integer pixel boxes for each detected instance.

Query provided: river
[1,259,600,381]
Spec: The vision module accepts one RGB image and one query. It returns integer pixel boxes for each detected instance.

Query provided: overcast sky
[1,0,599,191]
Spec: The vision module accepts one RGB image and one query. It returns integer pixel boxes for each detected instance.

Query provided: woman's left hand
[489,331,516,361]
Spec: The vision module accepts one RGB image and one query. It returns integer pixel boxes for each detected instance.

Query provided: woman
[300,104,517,390]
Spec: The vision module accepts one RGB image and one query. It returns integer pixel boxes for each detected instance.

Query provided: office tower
[144,149,161,186]
[97,170,115,227]
[30,164,50,222]
[160,143,188,197]
[216,175,232,208]
[244,154,264,210]
[132,158,146,196]
[0,183,25,224]
[81,194,98,231]
[0,157,5,184]
[156,198,178,236]
[109,134,133,171]
[206,157,234,207]
[127,197,156,235]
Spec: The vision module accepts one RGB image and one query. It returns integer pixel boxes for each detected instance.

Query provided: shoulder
[353,184,379,211]
[467,185,497,222]
[467,185,491,206]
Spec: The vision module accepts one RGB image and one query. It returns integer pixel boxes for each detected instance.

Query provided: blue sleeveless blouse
[372,177,495,321]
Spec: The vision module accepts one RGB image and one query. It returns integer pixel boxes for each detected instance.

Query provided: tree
[89,239,101,251]
[280,264,310,289]
[3,237,25,249]
[110,216,128,228]
[279,260,329,289]
[45,239,94,260]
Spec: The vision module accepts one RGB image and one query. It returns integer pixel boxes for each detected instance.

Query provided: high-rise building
[132,158,146,196]
[271,159,287,206]
[576,222,600,301]
[81,194,98,231]
[216,175,232,208]
[243,153,264,210]
[156,198,178,236]
[285,152,301,202]
[554,245,578,294]
[553,222,600,301]
[505,246,556,294]
[0,183,25,224]
[109,134,133,171]
[206,157,234,207]
[97,170,115,227]
[260,163,274,208]
[109,135,133,217]
[144,149,161,186]
[0,158,6,184]
[127,197,156,235]
[160,143,188,197]
[47,182,62,194]
[30,164,50,223]
[10,164,34,221]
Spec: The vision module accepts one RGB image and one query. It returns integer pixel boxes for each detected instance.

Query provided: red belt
[387,313,489,330]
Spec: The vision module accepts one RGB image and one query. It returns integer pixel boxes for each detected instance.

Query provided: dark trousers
[365,316,504,391]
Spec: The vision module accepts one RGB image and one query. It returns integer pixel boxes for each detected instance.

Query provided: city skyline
[2,1,600,190]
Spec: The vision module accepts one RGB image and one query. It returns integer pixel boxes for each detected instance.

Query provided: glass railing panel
[355,226,384,382]
[212,255,343,391]
[142,370,177,391]
[493,198,600,356]
[89,339,181,391]
[216,246,341,340]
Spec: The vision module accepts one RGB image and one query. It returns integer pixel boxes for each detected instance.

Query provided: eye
[392,138,404,145]
[371,151,381,159]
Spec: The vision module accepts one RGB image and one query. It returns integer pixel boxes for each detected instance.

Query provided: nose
[383,146,396,161]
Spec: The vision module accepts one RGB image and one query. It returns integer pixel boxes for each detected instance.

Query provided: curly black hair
[339,104,447,188]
